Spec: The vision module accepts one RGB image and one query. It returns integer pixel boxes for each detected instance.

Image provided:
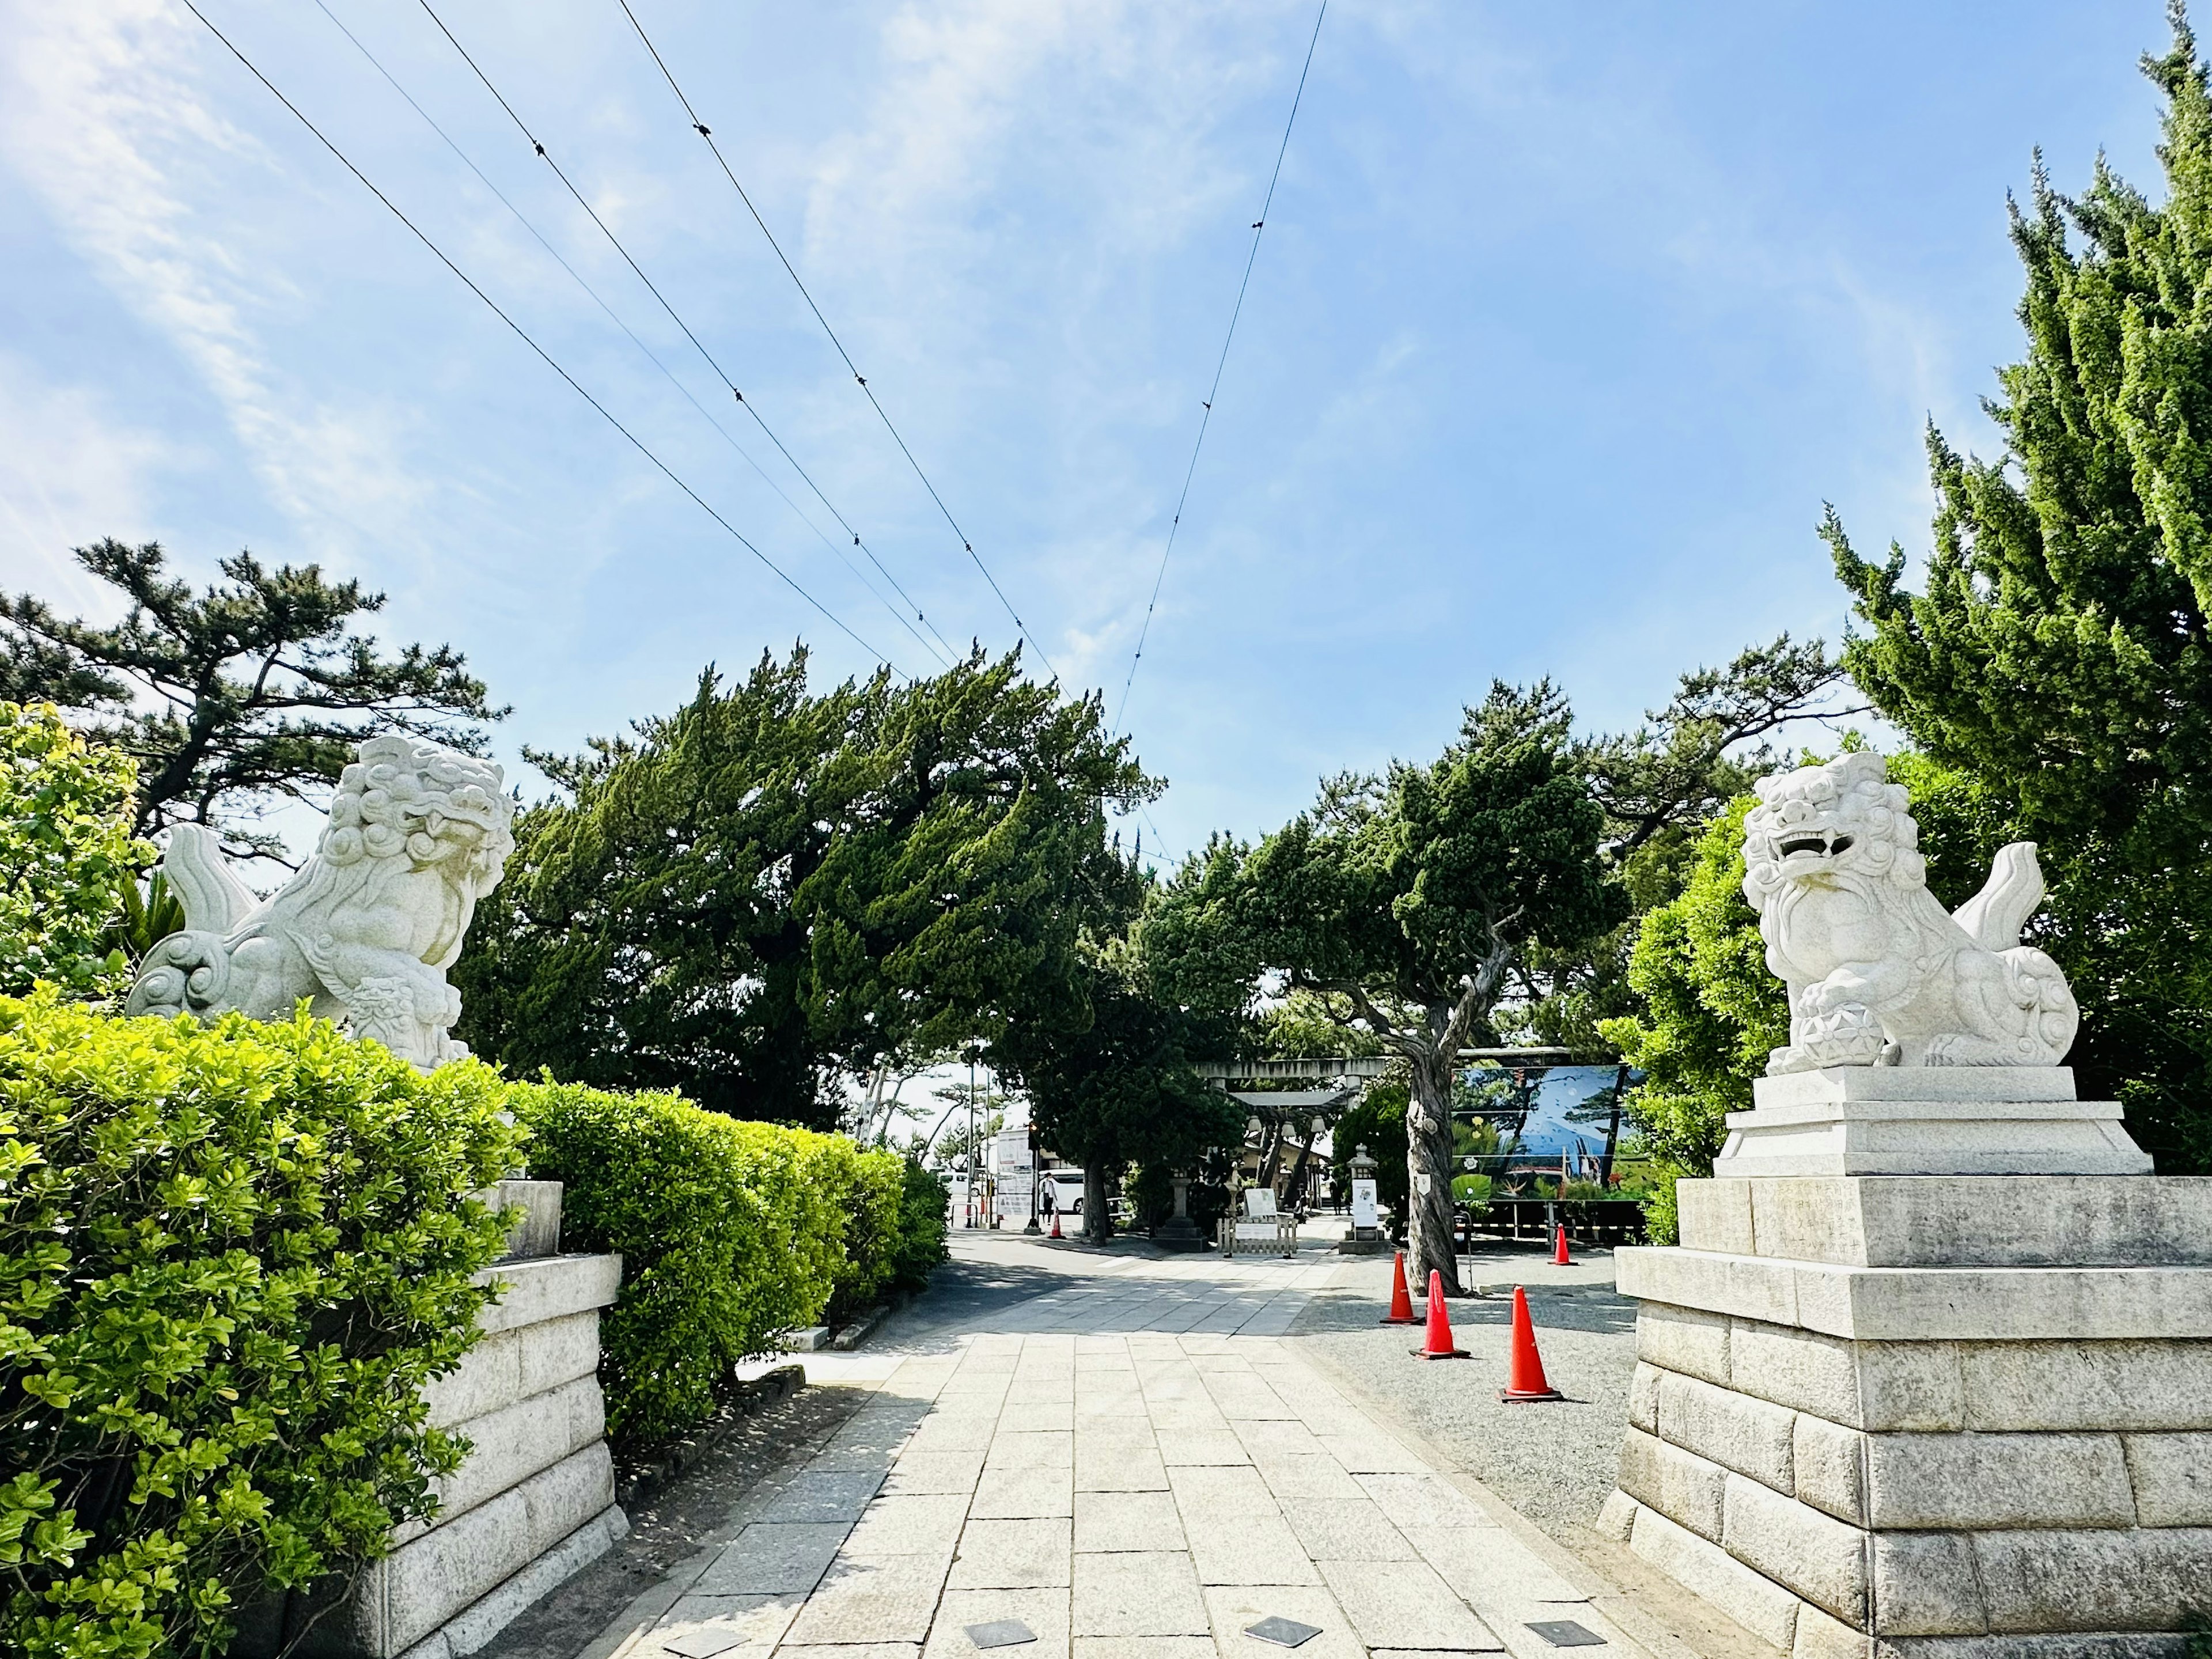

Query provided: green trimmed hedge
[1,997,952,1659]
[0,993,520,1659]
[890,1154,949,1296]
[509,1082,943,1447]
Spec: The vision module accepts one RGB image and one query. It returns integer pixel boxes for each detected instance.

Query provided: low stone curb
[830,1305,889,1350]
[612,1363,805,1510]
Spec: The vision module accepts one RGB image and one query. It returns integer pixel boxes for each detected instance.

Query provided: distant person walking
[1041,1180,1057,1221]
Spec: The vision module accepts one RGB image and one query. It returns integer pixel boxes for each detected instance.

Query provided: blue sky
[0,0,2173,862]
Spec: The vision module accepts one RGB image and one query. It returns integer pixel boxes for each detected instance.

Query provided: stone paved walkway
[585,1244,1667,1659]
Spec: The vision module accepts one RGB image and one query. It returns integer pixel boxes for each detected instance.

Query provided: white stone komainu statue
[1741,749,2078,1073]
[1603,751,2211,1653]
[125,733,514,1070]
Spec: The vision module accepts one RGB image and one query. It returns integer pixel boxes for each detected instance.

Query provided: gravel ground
[1288,1244,1638,1552]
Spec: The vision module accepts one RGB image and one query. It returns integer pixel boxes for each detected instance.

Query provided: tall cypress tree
[1827,3,2212,1169]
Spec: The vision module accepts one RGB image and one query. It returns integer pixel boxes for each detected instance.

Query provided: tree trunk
[1083,1162,1112,1244]
[1405,1042,1461,1296]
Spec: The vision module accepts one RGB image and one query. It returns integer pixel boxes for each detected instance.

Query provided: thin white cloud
[0,354,173,615]
[0,0,429,569]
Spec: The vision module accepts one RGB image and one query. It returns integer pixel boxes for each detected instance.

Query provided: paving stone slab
[847,1494,972,1556]
[987,1432,1077,1472]
[950,1518,1074,1589]
[1001,1402,1078,1433]
[1155,1431,1251,1467]
[1315,1558,1499,1651]
[1068,1638,1215,1659]
[1203,1377,1298,1421]
[1168,1466,1318,1588]
[908,1417,1002,1453]
[1411,1525,1588,1614]
[1071,1551,1210,1637]
[1355,1472,1493,1532]
[884,1450,989,1497]
[781,1551,952,1646]
[1073,1490,1186,1554]
[1275,1498,1419,1562]
[1250,1456,1360,1502]
[693,1524,850,1595]
[1316,1433,1425,1474]
[1074,1445,1172,1494]
[1230,1421,1325,1458]
[972,1468,1075,1520]
[757,1471,887,1524]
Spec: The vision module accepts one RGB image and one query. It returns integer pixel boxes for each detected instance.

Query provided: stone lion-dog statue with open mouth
[126,733,514,1071]
[1741,749,2077,1073]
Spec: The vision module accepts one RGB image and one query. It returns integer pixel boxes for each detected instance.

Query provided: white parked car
[1041,1169,1086,1216]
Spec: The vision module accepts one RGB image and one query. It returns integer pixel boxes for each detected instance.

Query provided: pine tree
[1827,3,2212,1169]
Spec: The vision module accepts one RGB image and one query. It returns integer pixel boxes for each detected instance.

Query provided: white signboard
[1350,1179,1378,1229]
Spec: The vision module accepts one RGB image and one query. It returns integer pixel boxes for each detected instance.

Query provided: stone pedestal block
[240,1251,627,1659]
[478,1179,565,1262]
[1713,1066,2151,1179]
[1609,1164,2212,1657]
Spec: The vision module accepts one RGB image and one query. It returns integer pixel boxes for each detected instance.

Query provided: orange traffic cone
[1050,1209,1063,1240]
[1411,1270,1469,1359]
[1378,1251,1419,1325]
[1552,1224,1574,1266]
[1498,1285,1563,1402]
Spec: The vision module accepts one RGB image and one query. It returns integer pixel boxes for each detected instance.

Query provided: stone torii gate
[1192,1048,1573,1211]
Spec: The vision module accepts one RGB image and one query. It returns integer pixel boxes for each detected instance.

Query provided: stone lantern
[1343,1143,1382,1251]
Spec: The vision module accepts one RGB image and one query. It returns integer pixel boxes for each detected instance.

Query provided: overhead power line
[176,0,905,676]
[613,0,1061,685]
[308,0,948,669]
[1112,1,1327,735]
[409,0,960,668]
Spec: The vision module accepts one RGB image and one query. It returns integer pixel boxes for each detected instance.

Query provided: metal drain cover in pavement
[966,1622,1037,1649]
[1526,1621,1607,1647]
[662,1630,746,1659]
[1244,1618,1323,1647]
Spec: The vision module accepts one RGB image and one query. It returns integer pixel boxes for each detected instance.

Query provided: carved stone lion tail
[125,930,234,1020]
[1952,841,2046,954]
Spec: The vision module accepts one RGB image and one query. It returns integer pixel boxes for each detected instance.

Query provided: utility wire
[176,0,904,676]
[1112,1,1326,735]
[411,0,959,666]
[614,0,1060,684]
[308,0,947,668]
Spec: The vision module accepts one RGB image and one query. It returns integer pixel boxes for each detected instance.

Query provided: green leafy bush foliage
[1,702,151,999]
[1597,797,1781,1240]
[0,994,519,1659]
[890,1156,949,1296]
[825,1141,902,1324]
[510,1082,927,1445]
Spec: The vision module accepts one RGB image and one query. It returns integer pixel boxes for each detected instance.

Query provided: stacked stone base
[1608,1172,2212,1657]
[236,1184,626,1659]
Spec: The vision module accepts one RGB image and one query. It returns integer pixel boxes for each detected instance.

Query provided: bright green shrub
[821,1142,902,1324]
[507,1082,847,1446]
[1,703,151,999]
[0,994,520,1659]
[889,1156,948,1294]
